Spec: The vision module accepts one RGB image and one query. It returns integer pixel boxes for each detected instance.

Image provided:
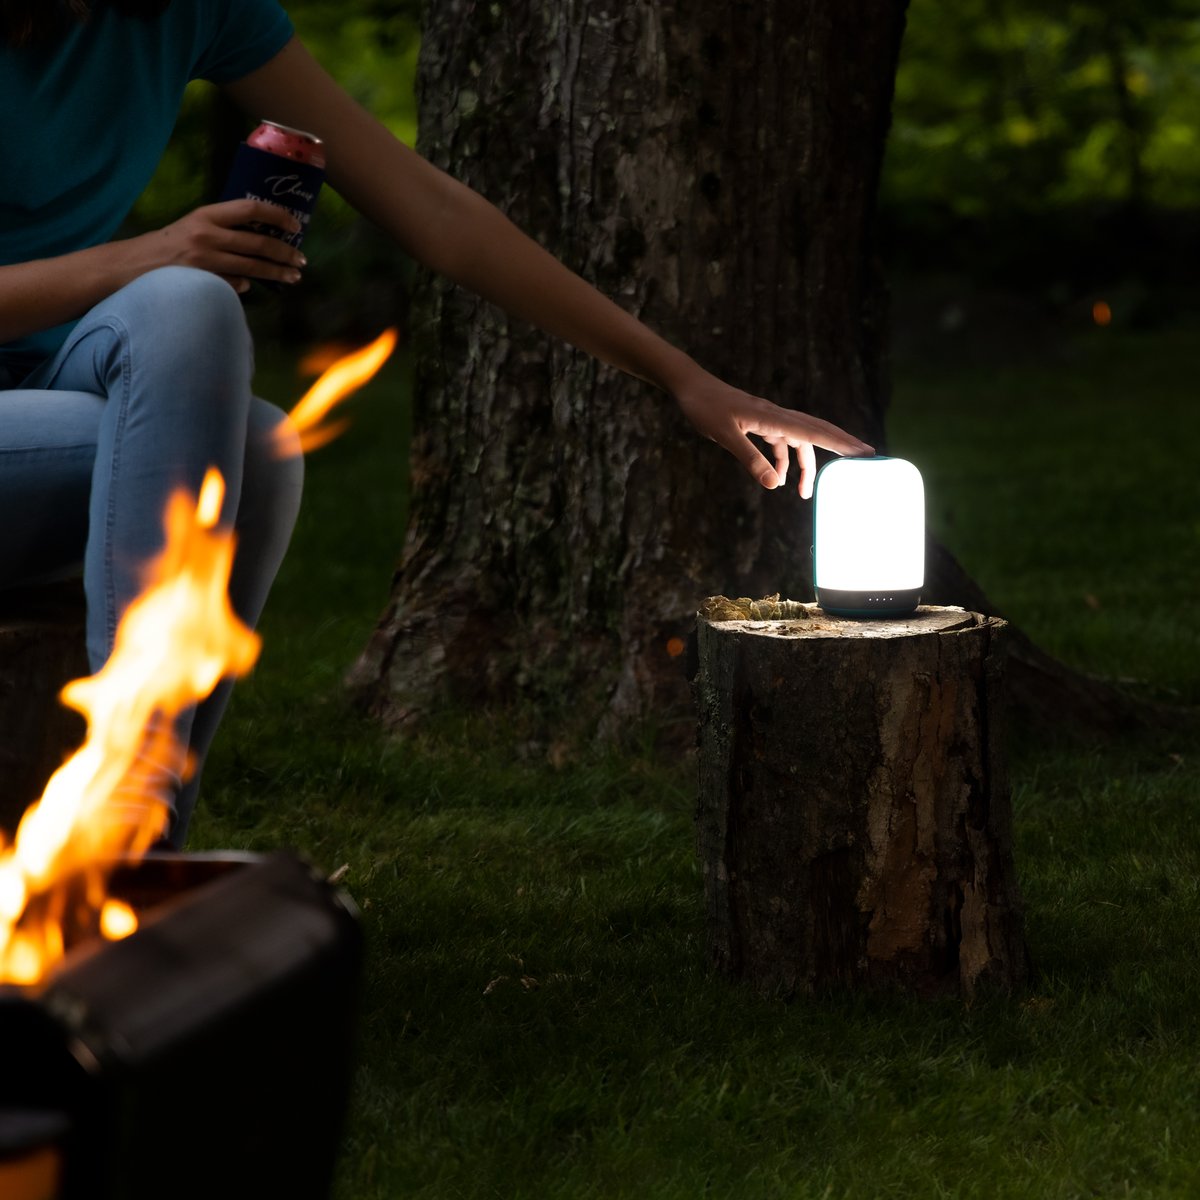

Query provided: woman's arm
[222,37,874,494]
[0,200,306,345]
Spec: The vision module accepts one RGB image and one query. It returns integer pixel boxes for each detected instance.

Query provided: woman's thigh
[0,387,100,587]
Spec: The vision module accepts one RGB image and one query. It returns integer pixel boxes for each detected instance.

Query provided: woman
[0,0,873,845]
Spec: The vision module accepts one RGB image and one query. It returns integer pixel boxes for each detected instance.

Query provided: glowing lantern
[812,456,924,617]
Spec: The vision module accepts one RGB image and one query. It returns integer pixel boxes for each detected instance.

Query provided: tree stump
[693,598,1028,999]
[0,582,88,838]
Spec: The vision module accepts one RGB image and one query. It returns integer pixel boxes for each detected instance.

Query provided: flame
[0,468,260,985]
[297,341,359,378]
[275,328,398,455]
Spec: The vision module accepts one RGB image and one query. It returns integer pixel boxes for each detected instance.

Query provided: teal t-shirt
[0,0,294,369]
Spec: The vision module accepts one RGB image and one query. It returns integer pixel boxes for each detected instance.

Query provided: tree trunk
[693,599,1028,997]
[348,0,1163,742]
[349,0,909,731]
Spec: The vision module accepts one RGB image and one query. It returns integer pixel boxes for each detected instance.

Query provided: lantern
[812,456,924,617]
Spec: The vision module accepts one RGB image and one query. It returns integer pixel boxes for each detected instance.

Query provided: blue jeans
[0,267,304,845]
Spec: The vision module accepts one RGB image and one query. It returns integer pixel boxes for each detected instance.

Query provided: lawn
[194,313,1200,1199]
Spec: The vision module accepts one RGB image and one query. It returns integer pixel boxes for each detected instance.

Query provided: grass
[192,316,1200,1198]
[888,319,1200,706]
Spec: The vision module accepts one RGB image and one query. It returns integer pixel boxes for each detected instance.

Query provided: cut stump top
[698,598,987,641]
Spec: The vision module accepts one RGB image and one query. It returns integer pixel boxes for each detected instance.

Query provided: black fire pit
[0,851,362,1200]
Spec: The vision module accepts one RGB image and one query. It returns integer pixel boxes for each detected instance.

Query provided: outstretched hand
[673,373,875,498]
[135,200,307,293]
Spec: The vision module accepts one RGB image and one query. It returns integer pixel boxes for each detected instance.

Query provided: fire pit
[0,850,361,1200]
[0,335,398,1199]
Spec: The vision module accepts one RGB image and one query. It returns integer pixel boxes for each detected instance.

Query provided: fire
[0,469,260,985]
[0,331,395,987]
[275,327,398,455]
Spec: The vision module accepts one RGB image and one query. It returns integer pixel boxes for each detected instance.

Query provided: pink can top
[248,121,326,169]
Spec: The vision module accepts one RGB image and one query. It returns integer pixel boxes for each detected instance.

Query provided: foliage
[885,0,1200,217]
[128,0,1200,309]
[193,318,1199,1197]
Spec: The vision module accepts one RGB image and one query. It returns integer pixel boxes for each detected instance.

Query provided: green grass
[887,322,1200,706]
[193,320,1200,1198]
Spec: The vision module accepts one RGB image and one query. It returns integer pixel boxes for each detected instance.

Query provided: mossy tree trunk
[350,0,909,729]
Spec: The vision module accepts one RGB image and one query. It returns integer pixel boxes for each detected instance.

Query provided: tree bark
[693,598,1028,997]
[349,0,909,732]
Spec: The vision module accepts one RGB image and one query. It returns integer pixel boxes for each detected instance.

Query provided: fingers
[226,227,304,264]
[733,401,868,494]
[739,437,815,497]
[203,248,303,285]
[168,206,307,284]
[795,440,817,499]
[778,419,873,458]
[805,416,873,457]
[741,408,874,458]
[716,421,858,494]
[206,198,303,236]
[673,376,874,494]
[772,440,789,489]
[728,432,783,490]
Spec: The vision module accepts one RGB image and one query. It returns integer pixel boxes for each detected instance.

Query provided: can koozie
[219,143,325,252]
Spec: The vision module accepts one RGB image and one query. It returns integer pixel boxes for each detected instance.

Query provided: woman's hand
[134,200,307,293]
[673,373,875,498]
[0,200,309,345]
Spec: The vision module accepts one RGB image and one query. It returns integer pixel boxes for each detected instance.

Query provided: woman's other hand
[673,373,875,498]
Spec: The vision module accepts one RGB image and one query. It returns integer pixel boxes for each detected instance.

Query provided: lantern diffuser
[812,456,924,617]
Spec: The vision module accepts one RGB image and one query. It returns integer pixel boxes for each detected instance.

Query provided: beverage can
[219,120,326,253]
[246,121,326,169]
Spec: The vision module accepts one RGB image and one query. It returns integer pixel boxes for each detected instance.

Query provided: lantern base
[815,586,922,617]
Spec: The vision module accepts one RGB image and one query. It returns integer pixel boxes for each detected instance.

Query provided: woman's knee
[113,267,253,371]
